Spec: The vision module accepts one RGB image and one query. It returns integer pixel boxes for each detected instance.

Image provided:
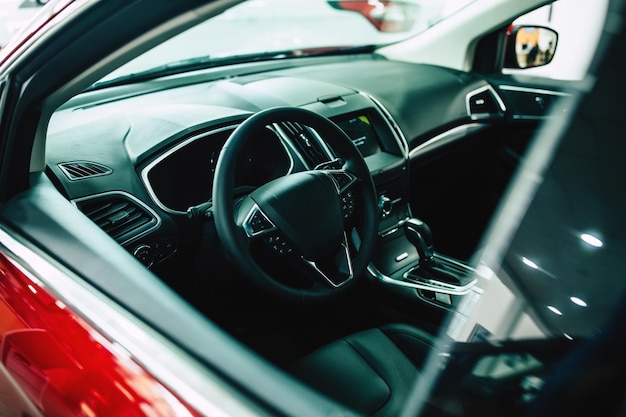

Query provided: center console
[311,91,477,310]
[345,103,477,311]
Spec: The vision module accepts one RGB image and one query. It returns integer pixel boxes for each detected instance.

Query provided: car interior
[1,0,620,415]
[40,48,574,417]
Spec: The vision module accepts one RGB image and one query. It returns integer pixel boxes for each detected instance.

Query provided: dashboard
[43,54,571,269]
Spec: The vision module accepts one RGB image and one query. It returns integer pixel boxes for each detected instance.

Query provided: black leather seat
[289,323,443,417]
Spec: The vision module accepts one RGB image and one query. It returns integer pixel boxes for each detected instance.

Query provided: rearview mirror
[327,0,421,33]
[504,25,558,69]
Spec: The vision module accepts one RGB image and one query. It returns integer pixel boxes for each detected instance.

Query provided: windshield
[99,0,476,85]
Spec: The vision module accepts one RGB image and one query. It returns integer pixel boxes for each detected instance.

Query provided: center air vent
[278,122,330,168]
[58,161,113,180]
[75,193,159,245]
[466,86,505,119]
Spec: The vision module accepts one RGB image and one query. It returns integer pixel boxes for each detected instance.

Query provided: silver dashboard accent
[58,161,113,181]
[368,253,477,296]
[498,84,572,97]
[273,123,334,169]
[141,124,295,215]
[380,227,399,238]
[466,84,507,119]
[363,92,410,159]
[303,232,354,288]
[395,252,409,262]
[242,203,277,238]
[409,123,486,159]
[498,85,573,120]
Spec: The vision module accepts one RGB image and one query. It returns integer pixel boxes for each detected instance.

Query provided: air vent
[58,161,113,180]
[279,122,329,168]
[75,194,158,244]
[466,86,504,119]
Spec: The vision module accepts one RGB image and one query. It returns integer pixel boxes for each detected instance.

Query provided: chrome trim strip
[380,227,399,238]
[242,203,277,237]
[395,252,409,262]
[307,126,339,163]
[58,161,113,181]
[273,123,332,170]
[363,92,410,159]
[466,84,507,119]
[409,123,486,159]
[498,85,572,97]
[71,190,162,247]
[368,265,476,295]
[499,85,573,120]
[141,124,295,215]
[141,125,235,215]
[303,232,354,288]
[367,254,477,296]
[0,225,265,417]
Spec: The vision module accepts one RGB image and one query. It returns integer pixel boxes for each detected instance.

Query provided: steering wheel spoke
[322,169,358,222]
[300,232,355,288]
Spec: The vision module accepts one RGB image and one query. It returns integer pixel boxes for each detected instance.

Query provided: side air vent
[278,121,330,168]
[58,161,113,180]
[75,194,159,244]
[466,86,505,119]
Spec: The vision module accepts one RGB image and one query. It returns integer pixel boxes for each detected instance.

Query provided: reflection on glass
[580,233,603,247]
[547,305,562,315]
[570,296,588,307]
[522,257,539,269]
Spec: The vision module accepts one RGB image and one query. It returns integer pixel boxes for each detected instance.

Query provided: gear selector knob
[405,218,435,265]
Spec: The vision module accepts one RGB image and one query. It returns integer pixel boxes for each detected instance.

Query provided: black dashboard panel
[44,55,555,267]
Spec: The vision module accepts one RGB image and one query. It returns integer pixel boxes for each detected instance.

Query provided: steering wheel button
[249,210,274,234]
[330,172,354,190]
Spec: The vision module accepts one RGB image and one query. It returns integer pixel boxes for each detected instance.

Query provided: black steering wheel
[212,107,379,303]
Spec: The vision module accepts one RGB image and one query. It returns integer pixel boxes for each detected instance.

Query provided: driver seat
[289,323,443,417]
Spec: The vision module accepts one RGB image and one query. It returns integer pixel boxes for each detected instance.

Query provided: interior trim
[465,84,507,119]
[409,123,487,159]
[498,85,572,96]
[141,125,235,215]
[71,190,162,246]
[367,254,477,296]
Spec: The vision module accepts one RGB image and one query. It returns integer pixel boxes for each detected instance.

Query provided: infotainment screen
[336,114,381,158]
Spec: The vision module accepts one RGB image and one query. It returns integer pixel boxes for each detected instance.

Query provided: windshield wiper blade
[86,51,299,91]
[85,45,378,92]
[85,55,217,91]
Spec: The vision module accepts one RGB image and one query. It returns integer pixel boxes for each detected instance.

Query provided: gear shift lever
[403,218,470,287]
[405,218,435,265]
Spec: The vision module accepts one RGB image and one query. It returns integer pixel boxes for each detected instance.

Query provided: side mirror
[504,25,558,69]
